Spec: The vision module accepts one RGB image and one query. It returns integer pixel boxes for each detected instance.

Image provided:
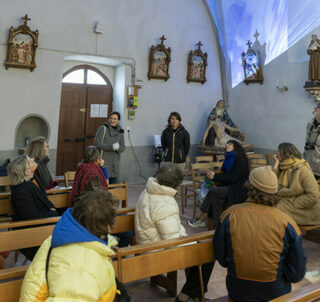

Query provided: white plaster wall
[228,28,318,153]
[0,0,222,153]
[0,46,63,150]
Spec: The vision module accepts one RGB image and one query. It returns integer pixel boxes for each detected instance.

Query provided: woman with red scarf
[68,145,108,207]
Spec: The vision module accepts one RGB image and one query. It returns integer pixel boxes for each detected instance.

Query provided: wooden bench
[0,207,135,302]
[0,176,10,192]
[270,280,320,301]
[113,230,214,301]
[0,183,129,219]
[211,280,320,302]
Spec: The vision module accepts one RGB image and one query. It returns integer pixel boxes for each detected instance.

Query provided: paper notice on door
[90,104,108,118]
[99,104,108,117]
[90,104,100,118]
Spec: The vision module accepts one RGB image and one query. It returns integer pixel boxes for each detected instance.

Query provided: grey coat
[94,123,125,178]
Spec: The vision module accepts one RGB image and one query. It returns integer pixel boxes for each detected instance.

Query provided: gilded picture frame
[5,15,39,72]
[187,41,208,84]
[148,35,171,81]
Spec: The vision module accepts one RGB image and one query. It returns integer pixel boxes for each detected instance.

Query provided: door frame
[56,64,113,175]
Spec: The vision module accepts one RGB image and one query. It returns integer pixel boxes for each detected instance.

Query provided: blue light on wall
[207,0,320,87]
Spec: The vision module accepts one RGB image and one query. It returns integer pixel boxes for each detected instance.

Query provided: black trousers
[181,262,215,298]
[200,186,228,227]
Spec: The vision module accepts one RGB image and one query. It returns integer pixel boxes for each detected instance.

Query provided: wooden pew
[113,231,214,300]
[109,182,128,208]
[0,207,135,302]
[0,176,10,192]
[0,183,129,219]
[270,280,320,301]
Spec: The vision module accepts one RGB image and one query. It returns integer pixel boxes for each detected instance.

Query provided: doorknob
[64,139,73,143]
[80,108,86,113]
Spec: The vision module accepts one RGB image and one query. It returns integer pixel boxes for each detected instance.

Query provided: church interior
[0,0,320,301]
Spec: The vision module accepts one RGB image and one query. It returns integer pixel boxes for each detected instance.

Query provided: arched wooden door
[56,65,113,175]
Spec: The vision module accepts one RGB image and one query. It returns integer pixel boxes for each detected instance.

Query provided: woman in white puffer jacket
[135,163,214,302]
[135,163,186,244]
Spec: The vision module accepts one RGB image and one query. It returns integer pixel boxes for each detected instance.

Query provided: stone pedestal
[304,81,320,102]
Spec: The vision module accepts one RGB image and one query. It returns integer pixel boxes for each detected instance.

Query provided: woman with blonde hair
[7,155,58,260]
[273,142,320,225]
[26,136,57,190]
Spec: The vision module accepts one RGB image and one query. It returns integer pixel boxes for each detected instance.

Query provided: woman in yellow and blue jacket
[19,189,119,302]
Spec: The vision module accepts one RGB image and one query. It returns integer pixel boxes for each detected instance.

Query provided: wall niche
[15,115,50,150]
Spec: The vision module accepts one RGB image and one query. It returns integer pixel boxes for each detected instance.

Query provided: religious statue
[202,100,245,146]
[198,100,254,154]
[201,115,242,147]
[307,34,320,82]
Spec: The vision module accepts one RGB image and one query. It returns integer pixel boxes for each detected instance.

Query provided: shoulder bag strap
[100,125,107,156]
[45,247,53,286]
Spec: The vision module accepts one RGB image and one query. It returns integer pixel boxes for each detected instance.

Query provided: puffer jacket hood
[145,177,177,196]
[135,177,186,245]
[51,208,107,248]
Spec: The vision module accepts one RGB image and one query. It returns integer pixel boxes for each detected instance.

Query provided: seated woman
[273,142,320,225]
[68,145,108,207]
[189,140,249,228]
[135,163,214,302]
[69,145,132,248]
[26,136,58,190]
[7,155,58,260]
[19,189,119,302]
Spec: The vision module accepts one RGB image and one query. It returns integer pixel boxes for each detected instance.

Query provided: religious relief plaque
[5,14,39,71]
[187,41,208,84]
[148,35,171,81]
[241,40,263,85]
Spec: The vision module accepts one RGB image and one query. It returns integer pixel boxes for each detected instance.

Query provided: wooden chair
[215,154,225,162]
[246,153,264,159]
[64,171,76,187]
[250,158,267,170]
[191,162,222,218]
[266,153,276,166]
[194,156,214,163]
[180,157,194,214]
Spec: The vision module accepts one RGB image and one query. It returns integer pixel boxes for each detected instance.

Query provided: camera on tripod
[153,135,163,170]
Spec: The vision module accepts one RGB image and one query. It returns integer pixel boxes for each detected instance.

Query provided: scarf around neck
[36,157,52,188]
[278,157,311,188]
[69,162,108,207]
[222,150,237,173]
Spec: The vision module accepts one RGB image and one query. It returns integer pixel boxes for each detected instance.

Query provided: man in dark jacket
[161,112,190,165]
[214,166,306,302]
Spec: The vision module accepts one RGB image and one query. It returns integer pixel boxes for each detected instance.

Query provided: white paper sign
[90,104,100,118]
[90,104,109,118]
[99,104,108,117]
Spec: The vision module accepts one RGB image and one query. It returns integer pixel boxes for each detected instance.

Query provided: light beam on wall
[207,0,320,87]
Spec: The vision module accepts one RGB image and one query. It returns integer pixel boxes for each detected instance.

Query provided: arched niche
[15,114,50,149]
